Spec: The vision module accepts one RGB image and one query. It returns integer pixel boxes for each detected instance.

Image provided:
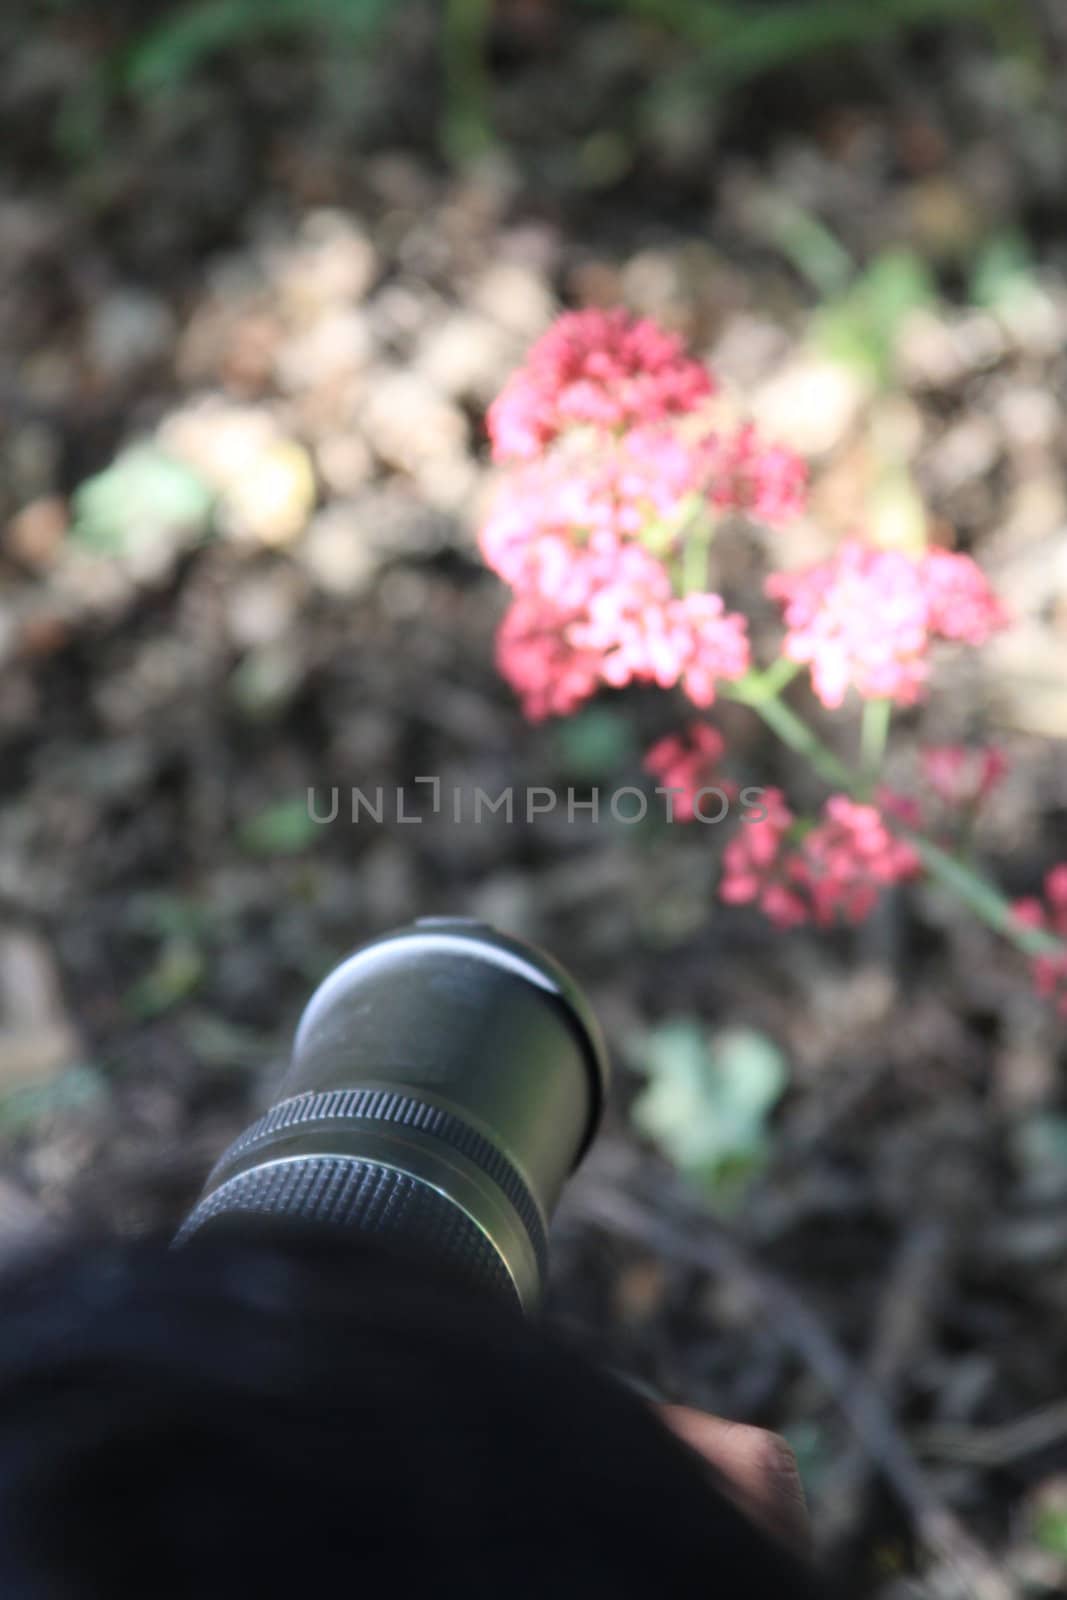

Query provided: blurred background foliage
[25,0,1052,170]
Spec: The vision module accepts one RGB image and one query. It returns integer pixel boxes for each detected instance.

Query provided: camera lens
[179,921,609,1309]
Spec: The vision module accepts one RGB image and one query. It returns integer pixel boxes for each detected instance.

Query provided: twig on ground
[816,1217,951,1554]
[915,1398,1067,1467]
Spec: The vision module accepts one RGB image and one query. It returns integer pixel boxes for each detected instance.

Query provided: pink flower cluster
[719,790,920,929]
[486,308,714,462]
[480,311,1059,1027]
[766,540,1009,709]
[718,787,804,928]
[643,723,730,821]
[496,545,750,720]
[1012,865,1067,1017]
[481,428,730,593]
[483,310,806,721]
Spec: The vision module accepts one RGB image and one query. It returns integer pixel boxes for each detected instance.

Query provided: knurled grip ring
[203,1087,549,1283]
[178,1154,520,1305]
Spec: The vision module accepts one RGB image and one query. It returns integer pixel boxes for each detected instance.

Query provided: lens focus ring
[202,1087,550,1283]
[179,1155,520,1305]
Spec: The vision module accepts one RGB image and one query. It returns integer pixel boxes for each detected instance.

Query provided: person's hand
[659,1406,809,1556]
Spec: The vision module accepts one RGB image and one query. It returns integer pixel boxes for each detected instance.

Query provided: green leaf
[1034,1507,1067,1559]
[629,1019,787,1206]
[814,248,934,387]
[122,0,394,95]
[969,230,1037,313]
[552,708,636,781]
[581,0,1017,89]
[239,798,319,856]
[125,891,208,943]
[124,937,204,1019]
[764,199,854,298]
[0,1065,108,1135]
[69,444,214,556]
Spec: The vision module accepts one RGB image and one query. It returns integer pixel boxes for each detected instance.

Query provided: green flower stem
[725,674,855,790]
[860,697,891,784]
[905,832,1065,961]
[759,655,802,697]
[682,521,713,596]
[726,672,1066,966]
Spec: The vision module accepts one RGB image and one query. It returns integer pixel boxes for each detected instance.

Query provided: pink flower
[719,788,808,927]
[494,592,603,722]
[919,549,1010,644]
[788,796,920,928]
[480,429,716,596]
[486,308,714,461]
[767,541,931,708]
[1049,866,1067,909]
[719,791,919,929]
[495,543,750,720]
[567,545,751,706]
[482,312,806,722]
[876,786,923,829]
[1012,866,1067,1017]
[644,723,730,821]
[481,422,807,609]
[1012,897,1046,930]
[611,426,721,524]
[766,540,1009,710]
[706,423,808,525]
[920,744,1007,809]
[1033,955,1067,1013]
[674,593,752,705]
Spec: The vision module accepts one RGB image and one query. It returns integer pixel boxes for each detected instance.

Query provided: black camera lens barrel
[180,920,609,1309]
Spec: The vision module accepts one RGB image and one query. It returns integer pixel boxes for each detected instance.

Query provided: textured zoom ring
[179,1155,519,1305]
[207,1087,548,1281]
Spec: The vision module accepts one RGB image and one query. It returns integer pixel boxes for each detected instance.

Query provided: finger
[659,1405,810,1555]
